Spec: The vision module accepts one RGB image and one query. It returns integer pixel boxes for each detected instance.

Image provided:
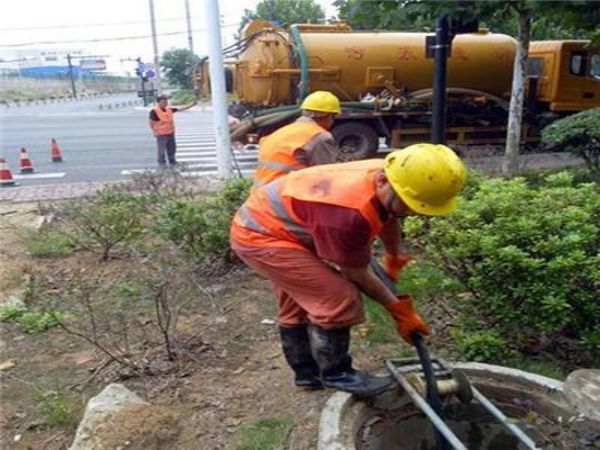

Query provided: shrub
[154,178,251,265]
[404,172,600,356]
[56,187,147,260]
[451,330,514,363]
[24,231,74,258]
[541,107,600,178]
[0,305,60,334]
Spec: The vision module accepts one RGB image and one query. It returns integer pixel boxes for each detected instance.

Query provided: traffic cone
[19,148,34,173]
[50,138,63,162]
[0,158,16,187]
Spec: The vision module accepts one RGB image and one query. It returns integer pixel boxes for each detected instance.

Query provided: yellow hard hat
[384,143,467,216]
[300,91,341,114]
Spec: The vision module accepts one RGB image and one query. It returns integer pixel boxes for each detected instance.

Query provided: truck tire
[331,122,379,161]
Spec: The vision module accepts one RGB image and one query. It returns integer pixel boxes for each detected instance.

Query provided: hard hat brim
[397,191,458,216]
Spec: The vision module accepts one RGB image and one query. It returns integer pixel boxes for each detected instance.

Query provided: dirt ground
[0,203,406,450]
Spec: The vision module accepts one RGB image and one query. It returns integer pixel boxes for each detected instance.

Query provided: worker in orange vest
[148,95,196,167]
[231,143,467,397]
[253,90,341,190]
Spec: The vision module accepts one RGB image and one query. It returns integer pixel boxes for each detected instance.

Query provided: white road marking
[13,172,66,180]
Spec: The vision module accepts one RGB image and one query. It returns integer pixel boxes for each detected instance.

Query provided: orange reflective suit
[152,106,175,136]
[231,160,386,328]
[253,120,326,189]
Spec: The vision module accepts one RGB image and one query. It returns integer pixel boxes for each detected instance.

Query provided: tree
[335,0,599,176]
[239,0,325,32]
[160,48,201,90]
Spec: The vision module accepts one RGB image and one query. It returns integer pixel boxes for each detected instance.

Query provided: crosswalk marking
[123,119,259,179]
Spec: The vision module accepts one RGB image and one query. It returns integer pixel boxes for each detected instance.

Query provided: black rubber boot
[279,325,323,389]
[308,324,394,398]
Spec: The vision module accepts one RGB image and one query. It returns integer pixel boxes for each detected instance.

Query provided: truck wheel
[331,122,379,161]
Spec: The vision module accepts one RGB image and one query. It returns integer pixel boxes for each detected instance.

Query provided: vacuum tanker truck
[197,20,600,159]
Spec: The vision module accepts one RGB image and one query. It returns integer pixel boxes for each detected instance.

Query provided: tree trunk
[502,9,532,177]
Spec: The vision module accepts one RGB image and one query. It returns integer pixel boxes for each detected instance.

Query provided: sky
[0,0,337,75]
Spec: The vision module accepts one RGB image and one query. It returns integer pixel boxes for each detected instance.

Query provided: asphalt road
[0,93,235,186]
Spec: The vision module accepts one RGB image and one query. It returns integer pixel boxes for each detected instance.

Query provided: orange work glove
[383,252,413,281]
[384,295,431,345]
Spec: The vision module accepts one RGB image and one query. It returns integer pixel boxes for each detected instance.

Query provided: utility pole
[206,0,232,177]
[431,16,450,145]
[148,0,162,94]
[66,54,77,99]
[185,0,195,56]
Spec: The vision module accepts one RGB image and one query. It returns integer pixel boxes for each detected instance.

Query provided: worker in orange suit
[148,95,196,167]
[252,90,341,191]
[231,143,467,397]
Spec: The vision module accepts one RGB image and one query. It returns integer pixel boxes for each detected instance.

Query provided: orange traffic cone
[50,138,63,162]
[19,148,34,173]
[0,158,16,187]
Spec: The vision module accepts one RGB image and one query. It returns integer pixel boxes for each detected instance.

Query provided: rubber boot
[308,324,394,398]
[279,325,323,389]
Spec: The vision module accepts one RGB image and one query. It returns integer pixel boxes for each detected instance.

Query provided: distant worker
[231,144,467,397]
[253,90,341,190]
[148,95,196,167]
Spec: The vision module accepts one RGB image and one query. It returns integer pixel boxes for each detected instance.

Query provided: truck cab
[529,40,600,112]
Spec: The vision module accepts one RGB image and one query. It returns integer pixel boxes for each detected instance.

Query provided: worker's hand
[383,252,413,281]
[384,295,430,345]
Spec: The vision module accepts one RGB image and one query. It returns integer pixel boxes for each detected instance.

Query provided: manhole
[318,363,600,450]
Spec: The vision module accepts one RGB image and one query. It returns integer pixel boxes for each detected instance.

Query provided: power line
[1,16,197,32]
[0,23,240,48]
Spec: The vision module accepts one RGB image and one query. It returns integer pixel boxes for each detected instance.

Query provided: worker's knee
[308,282,364,329]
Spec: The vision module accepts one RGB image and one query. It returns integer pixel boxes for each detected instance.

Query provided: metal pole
[148,0,162,94]
[385,360,468,450]
[67,54,77,99]
[206,0,232,177]
[472,388,540,450]
[185,0,195,56]
[431,15,449,144]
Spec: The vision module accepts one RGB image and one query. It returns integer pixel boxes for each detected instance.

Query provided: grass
[0,305,60,334]
[31,383,76,428]
[233,417,295,450]
[506,358,568,381]
[171,89,197,105]
[23,231,74,258]
[360,261,462,345]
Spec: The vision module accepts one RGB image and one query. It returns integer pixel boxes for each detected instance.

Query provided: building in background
[0,48,108,78]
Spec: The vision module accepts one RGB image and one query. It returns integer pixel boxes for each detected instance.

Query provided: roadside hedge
[404,171,600,357]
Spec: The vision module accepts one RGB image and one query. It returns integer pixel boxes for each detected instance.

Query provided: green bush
[541,107,600,178]
[171,89,196,105]
[0,305,60,334]
[404,172,600,355]
[154,178,251,264]
[451,330,514,363]
[61,187,148,260]
[24,231,74,258]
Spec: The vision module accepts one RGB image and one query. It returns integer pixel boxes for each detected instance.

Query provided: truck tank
[219,21,517,107]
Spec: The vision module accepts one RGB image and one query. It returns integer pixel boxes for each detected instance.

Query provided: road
[0,92,257,187]
[0,93,583,188]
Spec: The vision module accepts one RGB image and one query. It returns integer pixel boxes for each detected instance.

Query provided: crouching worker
[230,144,467,397]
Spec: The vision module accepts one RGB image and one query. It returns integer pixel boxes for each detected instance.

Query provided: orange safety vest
[253,120,326,189]
[153,106,175,136]
[231,159,386,251]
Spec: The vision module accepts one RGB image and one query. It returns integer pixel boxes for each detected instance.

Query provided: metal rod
[472,387,540,450]
[370,259,449,449]
[413,332,449,450]
[386,360,467,450]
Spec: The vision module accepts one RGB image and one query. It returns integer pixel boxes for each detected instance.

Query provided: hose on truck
[230,101,380,141]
